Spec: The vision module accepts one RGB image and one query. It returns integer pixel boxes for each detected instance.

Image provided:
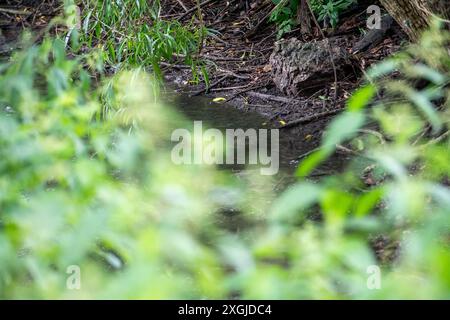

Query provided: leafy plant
[310,0,357,29]
[270,0,299,39]
[0,36,242,298]
[77,0,206,81]
[270,0,357,37]
[270,21,450,299]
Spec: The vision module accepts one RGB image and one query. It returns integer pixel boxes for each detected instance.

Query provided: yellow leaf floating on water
[279,120,286,126]
[213,97,227,103]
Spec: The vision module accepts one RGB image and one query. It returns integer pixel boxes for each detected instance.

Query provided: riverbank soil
[1,0,407,127]
[161,0,406,126]
[1,0,406,170]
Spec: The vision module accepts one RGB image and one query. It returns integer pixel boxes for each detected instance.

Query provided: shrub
[270,0,358,38]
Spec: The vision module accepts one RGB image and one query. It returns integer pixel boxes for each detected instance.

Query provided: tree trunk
[379,0,450,41]
[297,0,313,36]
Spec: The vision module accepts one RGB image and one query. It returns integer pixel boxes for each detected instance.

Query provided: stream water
[167,94,348,194]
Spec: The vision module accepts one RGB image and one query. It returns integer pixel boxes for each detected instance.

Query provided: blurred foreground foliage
[0,35,242,298]
[0,13,449,298]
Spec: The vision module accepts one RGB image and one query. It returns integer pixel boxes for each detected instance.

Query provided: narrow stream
[167,93,349,194]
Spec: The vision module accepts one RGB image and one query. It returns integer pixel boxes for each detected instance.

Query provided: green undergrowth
[0,3,448,299]
[270,0,358,38]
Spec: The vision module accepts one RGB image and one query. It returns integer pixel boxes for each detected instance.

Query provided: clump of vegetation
[269,0,300,38]
[245,21,450,298]
[0,34,242,298]
[310,0,357,28]
[77,0,206,80]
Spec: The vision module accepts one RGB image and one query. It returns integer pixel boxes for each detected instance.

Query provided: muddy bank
[0,0,61,59]
[1,0,406,130]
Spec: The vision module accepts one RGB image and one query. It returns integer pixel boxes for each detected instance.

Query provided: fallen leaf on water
[213,97,227,103]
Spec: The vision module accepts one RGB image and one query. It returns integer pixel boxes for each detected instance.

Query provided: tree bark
[379,0,450,41]
[297,0,313,36]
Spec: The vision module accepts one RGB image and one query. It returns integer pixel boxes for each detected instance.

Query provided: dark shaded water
[167,94,348,193]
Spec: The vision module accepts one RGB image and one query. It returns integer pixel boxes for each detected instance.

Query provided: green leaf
[354,188,385,217]
[367,59,400,79]
[321,189,354,222]
[296,149,329,177]
[407,89,442,132]
[323,111,366,150]
[407,63,446,84]
[270,183,322,223]
[347,84,376,111]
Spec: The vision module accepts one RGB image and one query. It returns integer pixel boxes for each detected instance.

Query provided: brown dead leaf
[262,64,272,73]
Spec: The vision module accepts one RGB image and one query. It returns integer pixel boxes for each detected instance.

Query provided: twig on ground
[216,67,251,80]
[175,0,189,12]
[0,7,29,15]
[211,82,254,92]
[179,0,217,20]
[246,91,302,104]
[244,103,275,108]
[280,108,344,129]
[159,62,192,69]
[421,130,450,148]
[191,75,228,96]
[225,84,269,102]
